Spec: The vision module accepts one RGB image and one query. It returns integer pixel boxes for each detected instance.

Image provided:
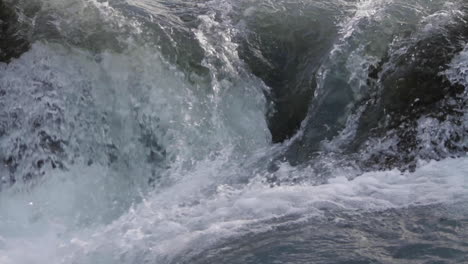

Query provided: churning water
[0,0,467,263]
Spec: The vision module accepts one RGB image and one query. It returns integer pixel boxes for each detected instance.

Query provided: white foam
[2,156,460,264]
[1,1,468,263]
[445,44,468,88]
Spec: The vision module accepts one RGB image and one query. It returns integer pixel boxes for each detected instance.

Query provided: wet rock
[352,15,468,170]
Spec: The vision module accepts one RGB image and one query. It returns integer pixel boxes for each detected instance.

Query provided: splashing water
[0,0,468,263]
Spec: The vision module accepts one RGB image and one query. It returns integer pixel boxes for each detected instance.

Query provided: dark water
[190,204,468,264]
[0,0,467,263]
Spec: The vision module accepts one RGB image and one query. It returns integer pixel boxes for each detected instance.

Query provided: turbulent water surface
[0,0,468,263]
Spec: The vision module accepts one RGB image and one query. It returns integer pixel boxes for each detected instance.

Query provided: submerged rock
[276,6,468,172]
[351,14,468,171]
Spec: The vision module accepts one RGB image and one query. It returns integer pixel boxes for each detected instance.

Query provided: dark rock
[351,14,468,170]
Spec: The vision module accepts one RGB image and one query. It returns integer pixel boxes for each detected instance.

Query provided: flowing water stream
[0,0,467,263]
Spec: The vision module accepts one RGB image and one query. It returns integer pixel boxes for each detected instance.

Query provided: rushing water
[0,0,467,263]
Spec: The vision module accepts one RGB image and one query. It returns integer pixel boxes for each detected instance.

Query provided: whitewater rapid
[1,151,467,263]
[1,0,468,263]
